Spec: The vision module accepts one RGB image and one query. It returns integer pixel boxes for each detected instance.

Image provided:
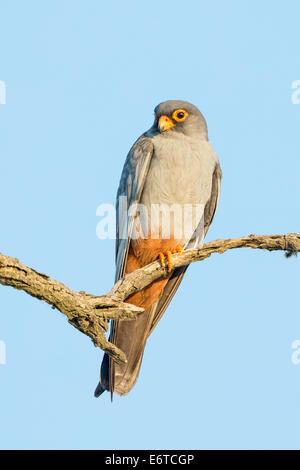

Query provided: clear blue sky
[0,0,300,450]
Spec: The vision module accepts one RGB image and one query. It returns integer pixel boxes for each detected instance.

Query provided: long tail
[94,303,158,397]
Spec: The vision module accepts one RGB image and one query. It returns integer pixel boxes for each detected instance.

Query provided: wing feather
[109,136,154,394]
[115,136,154,281]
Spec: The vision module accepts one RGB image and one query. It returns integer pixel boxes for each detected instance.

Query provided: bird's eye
[172,109,188,122]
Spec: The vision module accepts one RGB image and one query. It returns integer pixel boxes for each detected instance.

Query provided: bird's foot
[158,246,183,273]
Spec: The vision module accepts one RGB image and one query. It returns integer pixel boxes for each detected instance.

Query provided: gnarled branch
[0,233,299,363]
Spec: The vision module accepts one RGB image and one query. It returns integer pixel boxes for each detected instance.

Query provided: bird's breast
[140,135,217,207]
[134,135,218,244]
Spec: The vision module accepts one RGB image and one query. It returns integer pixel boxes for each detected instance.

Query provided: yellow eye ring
[172,109,189,122]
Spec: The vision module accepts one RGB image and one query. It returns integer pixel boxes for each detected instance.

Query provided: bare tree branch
[0,233,299,363]
[0,253,143,364]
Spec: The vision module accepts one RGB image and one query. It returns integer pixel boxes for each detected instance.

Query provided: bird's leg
[158,246,183,273]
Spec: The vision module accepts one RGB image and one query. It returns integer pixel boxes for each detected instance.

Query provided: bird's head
[153,100,208,139]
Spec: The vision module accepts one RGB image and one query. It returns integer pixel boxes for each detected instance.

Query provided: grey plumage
[95,100,222,398]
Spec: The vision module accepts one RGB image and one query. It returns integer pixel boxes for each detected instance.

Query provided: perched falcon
[95,100,222,397]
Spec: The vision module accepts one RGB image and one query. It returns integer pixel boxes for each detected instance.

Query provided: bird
[95,100,222,398]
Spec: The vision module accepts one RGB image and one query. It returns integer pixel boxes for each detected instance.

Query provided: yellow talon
[166,251,172,273]
[173,246,183,255]
[159,252,165,268]
[158,246,183,273]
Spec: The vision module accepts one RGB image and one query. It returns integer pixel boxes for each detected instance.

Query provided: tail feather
[94,352,109,397]
[94,382,106,398]
[94,267,188,398]
[94,303,157,397]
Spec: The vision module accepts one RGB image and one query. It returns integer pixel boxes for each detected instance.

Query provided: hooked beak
[158,115,176,132]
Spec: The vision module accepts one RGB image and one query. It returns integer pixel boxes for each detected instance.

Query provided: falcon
[95,100,222,397]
